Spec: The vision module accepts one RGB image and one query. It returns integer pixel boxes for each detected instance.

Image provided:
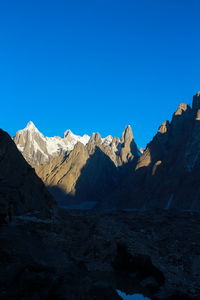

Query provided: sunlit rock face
[34,125,140,205]
[158,121,170,134]
[135,121,170,171]
[136,148,152,169]
[174,103,190,116]
[119,125,139,165]
[14,122,140,169]
[195,109,200,120]
[35,142,90,197]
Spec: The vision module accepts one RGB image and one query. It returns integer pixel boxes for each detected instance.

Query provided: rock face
[0,129,55,214]
[14,122,140,168]
[119,125,139,165]
[102,92,200,211]
[35,126,140,205]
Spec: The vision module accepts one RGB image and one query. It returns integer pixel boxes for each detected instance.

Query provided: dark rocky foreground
[0,209,199,300]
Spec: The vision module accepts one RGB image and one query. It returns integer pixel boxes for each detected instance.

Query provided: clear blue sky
[0,0,200,147]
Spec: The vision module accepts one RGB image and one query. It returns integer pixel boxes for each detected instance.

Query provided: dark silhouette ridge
[0,129,55,215]
[98,98,200,211]
[135,103,200,211]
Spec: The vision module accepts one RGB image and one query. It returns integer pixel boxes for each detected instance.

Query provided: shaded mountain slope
[0,129,55,214]
[99,92,200,211]
[35,126,140,205]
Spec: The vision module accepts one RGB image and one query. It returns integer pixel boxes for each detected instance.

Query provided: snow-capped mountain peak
[24,121,40,133]
[102,135,113,145]
[13,122,140,168]
[64,129,73,137]
[64,129,90,148]
[14,122,90,166]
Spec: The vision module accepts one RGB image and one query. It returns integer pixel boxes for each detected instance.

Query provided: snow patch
[24,121,41,134]
[102,135,113,145]
[64,129,90,149]
[32,140,49,159]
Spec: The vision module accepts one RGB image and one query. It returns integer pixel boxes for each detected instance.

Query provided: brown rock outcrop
[35,142,89,197]
[119,125,139,165]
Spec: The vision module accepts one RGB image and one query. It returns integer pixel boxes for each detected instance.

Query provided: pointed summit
[89,133,102,144]
[27,120,35,127]
[24,121,39,132]
[121,125,133,144]
[64,129,73,138]
[119,125,139,164]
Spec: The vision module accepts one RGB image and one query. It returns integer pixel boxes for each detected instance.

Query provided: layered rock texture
[0,129,55,214]
[101,92,200,211]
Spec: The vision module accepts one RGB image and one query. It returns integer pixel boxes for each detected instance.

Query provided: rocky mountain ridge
[100,92,200,211]
[35,125,140,205]
[13,121,90,166]
[1,95,200,300]
[12,91,200,211]
[14,122,136,167]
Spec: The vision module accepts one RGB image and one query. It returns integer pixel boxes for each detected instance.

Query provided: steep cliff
[0,129,55,214]
[101,92,200,211]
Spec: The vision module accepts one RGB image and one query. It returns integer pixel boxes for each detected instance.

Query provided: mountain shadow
[0,129,55,215]
[98,98,200,211]
[73,147,119,203]
[47,143,141,208]
[48,146,120,206]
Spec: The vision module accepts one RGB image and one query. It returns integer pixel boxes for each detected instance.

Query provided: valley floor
[0,209,199,300]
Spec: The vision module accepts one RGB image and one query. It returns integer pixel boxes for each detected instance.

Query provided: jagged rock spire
[88,133,102,144]
[192,91,200,111]
[121,125,133,144]
[119,125,139,164]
